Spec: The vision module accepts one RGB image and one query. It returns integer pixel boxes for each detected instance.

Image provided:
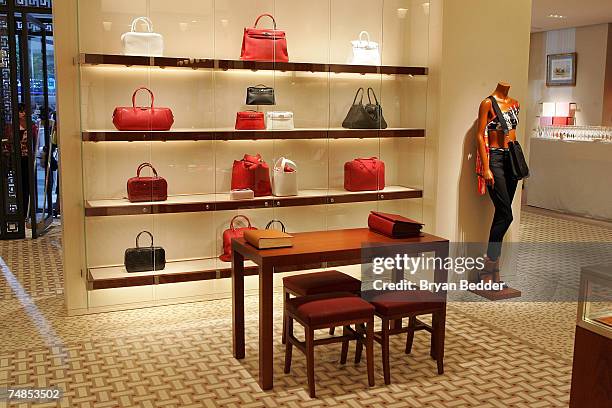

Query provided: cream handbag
[122,17,164,57]
[266,111,295,130]
[349,31,381,66]
[272,158,298,197]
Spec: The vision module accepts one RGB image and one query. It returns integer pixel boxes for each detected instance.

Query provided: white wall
[426,0,532,261]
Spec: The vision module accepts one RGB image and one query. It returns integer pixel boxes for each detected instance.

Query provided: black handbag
[246,84,275,105]
[124,231,166,273]
[342,87,387,129]
[488,96,529,180]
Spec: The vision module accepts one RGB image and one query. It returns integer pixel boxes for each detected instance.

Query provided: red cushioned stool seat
[287,293,374,326]
[355,290,447,385]
[283,270,361,296]
[284,292,375,397]
[368,290,445,316]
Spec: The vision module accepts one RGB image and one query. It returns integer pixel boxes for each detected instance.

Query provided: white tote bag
[349,31,381,66]
[122,17,164,57]
[266,111,295,130]
[272,158,298,197]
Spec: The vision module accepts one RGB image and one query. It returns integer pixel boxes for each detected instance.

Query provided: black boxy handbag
[246,84,275,105]
[488,96,529,180]
[342,87,387,129]
[124,231,166,273]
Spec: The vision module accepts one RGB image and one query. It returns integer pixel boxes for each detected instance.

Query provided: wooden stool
[356,290,446,385]
[284,292,375,398]
[282,271,361,344]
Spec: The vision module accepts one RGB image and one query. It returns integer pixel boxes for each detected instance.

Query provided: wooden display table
[231,228,449,390]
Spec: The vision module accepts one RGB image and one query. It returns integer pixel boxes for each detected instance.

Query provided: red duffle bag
[220,215,258,262]
[127,163,168,202]
[231,154,272,197]
[240,13,289,62]
[344,157,385,191]
[113,87,174,131]
[235,111,265,130]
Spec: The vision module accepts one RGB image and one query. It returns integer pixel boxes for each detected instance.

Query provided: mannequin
[476,82,521,284]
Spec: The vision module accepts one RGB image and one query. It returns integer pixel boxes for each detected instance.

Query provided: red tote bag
[231,154,272,197]
[344,157,385,192]
[220,215,258,262]
[240,14,289,62]
[235,111,265,130]
[127,162,168,203]
[113,87,174,131]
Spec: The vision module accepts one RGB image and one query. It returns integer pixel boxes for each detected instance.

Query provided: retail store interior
[0,0,611,406]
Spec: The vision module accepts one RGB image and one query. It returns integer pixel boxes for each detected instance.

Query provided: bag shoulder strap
[352,88,365,106]
[135,231,154,248]
[137,162,158,177]
[367,87,380,105]
[254,14,277,29]
[131,17,154,33]
[132,87,155,109]
[488,96,509,135]
[230,215,252,230]
[265,220,286,232]
[275,157,297,171]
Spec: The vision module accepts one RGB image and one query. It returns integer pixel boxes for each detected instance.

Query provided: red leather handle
[132,87,155,109]
[136,162,158,178]
[254,13,277,29]
[230,215,252,231]
[355,157,378,175]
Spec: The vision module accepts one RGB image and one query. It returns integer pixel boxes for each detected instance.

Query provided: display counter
[527,137,612,220]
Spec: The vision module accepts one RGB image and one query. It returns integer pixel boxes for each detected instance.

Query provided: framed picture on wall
[546,53,577,86]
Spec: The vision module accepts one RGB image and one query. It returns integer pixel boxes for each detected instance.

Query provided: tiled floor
[0,209,610,407]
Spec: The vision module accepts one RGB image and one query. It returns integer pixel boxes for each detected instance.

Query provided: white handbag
[349,31,381,66]
[272,158,298,197]
[266,111,295,130]
[122,17,164,57]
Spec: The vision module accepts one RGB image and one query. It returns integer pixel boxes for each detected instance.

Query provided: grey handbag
[342,87,387,129]
[124,231,166,273]
[246,84,275,105]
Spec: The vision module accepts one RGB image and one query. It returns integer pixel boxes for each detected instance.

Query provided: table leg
[391,267,403,330]
[232,250,245,359]
[259,262,274,390]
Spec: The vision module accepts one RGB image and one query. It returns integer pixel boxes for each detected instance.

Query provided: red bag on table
[231,154,272,197]
[127,163,168,203]
[235,111,265,130]
[368,211,423,238]
[240,14,289,62]
[220,215,258,262]
[344,157,385,191]
[113,87,174,131]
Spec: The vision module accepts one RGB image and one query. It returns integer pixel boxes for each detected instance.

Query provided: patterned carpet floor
[0,209,610,407]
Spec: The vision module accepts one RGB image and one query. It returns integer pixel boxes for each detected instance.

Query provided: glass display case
[577,264,612,339]
[74,0,431,310]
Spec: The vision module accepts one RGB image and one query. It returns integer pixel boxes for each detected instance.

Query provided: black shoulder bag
[124,231,166,273]
[488,96,529,180]
[342,87,388,129]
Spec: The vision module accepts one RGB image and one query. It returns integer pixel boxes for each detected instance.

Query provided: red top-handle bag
[113,87,174,131]
[127,162,168,203]
[220,215,258,262]
[240,13,289,62]
[344,157,385,192]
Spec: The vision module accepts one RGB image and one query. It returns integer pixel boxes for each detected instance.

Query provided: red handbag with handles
[220,215,258,262]
[241,13,289,62]
[235,111,265,130]
[344,157,385,191]
[231,154,272,197]
[127,163,168,203]
[113,87,174,131]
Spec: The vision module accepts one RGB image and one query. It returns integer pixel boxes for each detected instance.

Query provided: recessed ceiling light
[547,14,567,19]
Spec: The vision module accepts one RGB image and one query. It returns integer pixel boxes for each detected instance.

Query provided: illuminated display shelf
[79,53,429,76]
[85,186,424,217]
[82,128,426,142]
